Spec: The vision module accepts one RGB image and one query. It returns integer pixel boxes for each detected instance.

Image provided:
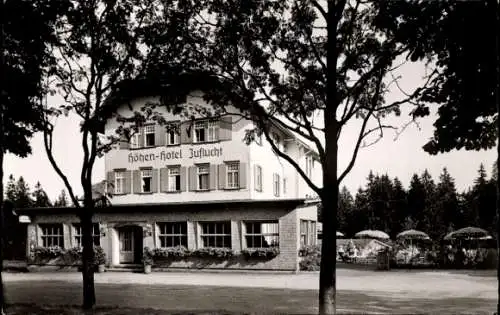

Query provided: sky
[3,60,496,203]
[2,50,497,202]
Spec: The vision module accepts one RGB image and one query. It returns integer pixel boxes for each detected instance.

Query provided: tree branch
[43,123,80,207]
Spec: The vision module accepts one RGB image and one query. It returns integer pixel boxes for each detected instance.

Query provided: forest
[326,163,497,241]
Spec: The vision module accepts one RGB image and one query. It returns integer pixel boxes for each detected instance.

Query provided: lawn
[4,283,497,314]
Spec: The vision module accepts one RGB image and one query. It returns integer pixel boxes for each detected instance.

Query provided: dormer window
[194,120,218,143]
[166,123,180,146]
[144,125,155,147]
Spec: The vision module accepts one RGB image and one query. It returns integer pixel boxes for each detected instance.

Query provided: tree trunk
[494,0,500,313]
[0,148,5,315]
[319,1,340,314]
[319,170,338,315]
[80,207,96,309]
[0,0,6,312]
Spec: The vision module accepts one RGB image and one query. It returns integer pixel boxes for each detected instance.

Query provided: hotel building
[17,78,322,272]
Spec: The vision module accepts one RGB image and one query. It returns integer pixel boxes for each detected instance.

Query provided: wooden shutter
[219,116,232,141]
[133,170,141,194]
[124,170,132,194]
[180,121,193,144]
[138,127,145,148]
[218,164,226,189]
[209,164,217,190]
[160,168,169,192]
[188,166,196,191]
[239,162,247,189]
[155,125,165,146]
[151,169,159,192]
[180,167,187,192]
[106,172,114,194]
[119,135,129,149]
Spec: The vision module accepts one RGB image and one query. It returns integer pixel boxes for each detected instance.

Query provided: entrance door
[119,228,135,264]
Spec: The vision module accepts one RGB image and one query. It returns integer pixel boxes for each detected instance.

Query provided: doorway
[118,226,143,264]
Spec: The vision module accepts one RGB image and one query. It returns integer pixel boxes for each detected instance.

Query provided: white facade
[104,91,322,205]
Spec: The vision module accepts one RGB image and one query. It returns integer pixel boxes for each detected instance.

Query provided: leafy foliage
[152,246,191,259]
[241,247,280,259]
[376,1,498,154]
[142,247,154,266]
[193,247,234,259]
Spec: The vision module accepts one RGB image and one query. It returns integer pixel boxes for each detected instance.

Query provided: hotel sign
[128,146,223,163]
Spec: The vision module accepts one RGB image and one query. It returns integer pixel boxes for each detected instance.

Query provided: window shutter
[151,169,159,192]
[219,116,232,141]
[155,125,165,146]
[138,127,145,148]
[106,172,114,194]
[218,164,226,189]
[124,170,132,194]
[180,167,187,192]
[119,135,129,149]
[188,166,196,191]
[209,164,217,190]
[239,162,247,189]
[133,170,141,194]
[160,168,169,192]
[180,121,193,144]
[253,165,258,191]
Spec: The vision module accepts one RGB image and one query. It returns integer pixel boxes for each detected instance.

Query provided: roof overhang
[15,198,308,216]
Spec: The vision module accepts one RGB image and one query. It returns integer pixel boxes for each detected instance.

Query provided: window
[245,222,279,248]
[255,165,262,192]
[168,167,181,192]
[114,171,125,194]
[130,132,140,149]
[158,222,187,247]
[40,224,64,247]
[200,222,231,248]
[194,120,218,143]
[141,169,153,193]
[300,220,308,246]
[144,125,155,147]
[73,223,101,247]
[273,173,280,197]
[197,164,210,190]
[166,123,180,146]
[305,156,314,178]
[226,162,240,189]
[283,177,287,195]
[300,220,316,246]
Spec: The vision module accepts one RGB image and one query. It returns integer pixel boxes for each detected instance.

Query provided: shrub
[33,246,65,260]
[299,254,321,271]
[32,246,106,266]
[193,247,234,259]
[142,247,154,265]
[93,246,106,265]
[241,247,280,259]
[298,245,321,257]
[152,246,191,259]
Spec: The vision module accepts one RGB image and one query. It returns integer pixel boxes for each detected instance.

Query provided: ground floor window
[73,223,101,247]
[158,222,187,247]
[245,221,279,248]
[40,224,64,248]
[300,220,317,246]
[200,221,231,248]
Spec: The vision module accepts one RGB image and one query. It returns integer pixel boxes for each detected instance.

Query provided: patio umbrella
[355,230,390,240]
[443,226,490,241]
[396,229,431,264]
[336,231,344,238]
[396,229,430,240]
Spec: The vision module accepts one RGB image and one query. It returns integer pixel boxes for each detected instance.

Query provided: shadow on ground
[4,282,496,314]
